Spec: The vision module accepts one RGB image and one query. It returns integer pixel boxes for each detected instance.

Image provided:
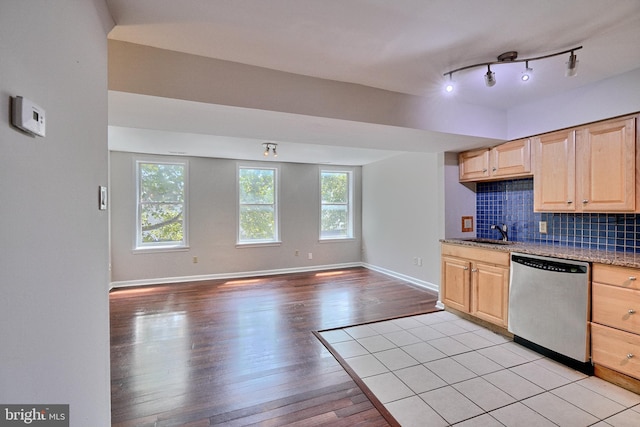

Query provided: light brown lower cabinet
[591,263,640,383]
[441,244,509,327]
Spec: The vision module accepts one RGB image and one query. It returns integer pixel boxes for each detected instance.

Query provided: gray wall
[110,152,362,283]
[109,40,507,140]
[0,1,113,424]
[362,152,442,290]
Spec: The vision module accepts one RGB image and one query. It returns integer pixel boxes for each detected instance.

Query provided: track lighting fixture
[521,61,533,81]
[484,65,496,87]
[566,51,578,77]
[443,46,581,91]
[262,142,278,157]
[445,73,455,93]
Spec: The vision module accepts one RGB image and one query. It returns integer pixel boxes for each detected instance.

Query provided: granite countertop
[440,238,640,269]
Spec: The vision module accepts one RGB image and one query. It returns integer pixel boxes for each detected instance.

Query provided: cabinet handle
[567,200,573,204]
[492,167,497,172]
[629,309,636,315]
[629,276,637,281]
[463,266,469,270]
[471,268,478,273]
[627,353,634,359]
[482,169,488,173]
[582,199,589,204]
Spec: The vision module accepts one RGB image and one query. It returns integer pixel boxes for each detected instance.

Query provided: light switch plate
[99,186,108,210]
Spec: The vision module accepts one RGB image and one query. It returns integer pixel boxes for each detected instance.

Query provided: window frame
[135,159,189,251]
[236,164,280,246]
[319,169,354,240]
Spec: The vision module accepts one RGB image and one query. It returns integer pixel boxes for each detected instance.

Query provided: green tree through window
[238,167,277,243]
[137,161,187,247]
[321,171,352,239]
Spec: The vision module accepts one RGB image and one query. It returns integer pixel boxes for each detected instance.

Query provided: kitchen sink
[461,238,516,246]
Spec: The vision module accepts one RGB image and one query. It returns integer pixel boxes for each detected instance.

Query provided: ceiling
[105,0,640,164]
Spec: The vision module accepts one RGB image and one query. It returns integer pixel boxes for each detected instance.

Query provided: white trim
[237,164,280,244]
[362,263,439,293]
[109,262,362,290]
[235,241,282,249]
[135,159,189,249]
[319,168,354,240]
[109,261,440,295]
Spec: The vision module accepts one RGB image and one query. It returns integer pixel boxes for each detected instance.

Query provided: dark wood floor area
[110,267,439,426]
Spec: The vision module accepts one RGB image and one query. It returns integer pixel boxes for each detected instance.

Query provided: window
[136,161,188,249]
[238,166,278,244]
[320,170,353,239]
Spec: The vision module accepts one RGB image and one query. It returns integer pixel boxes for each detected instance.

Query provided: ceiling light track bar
[443,46,582,77]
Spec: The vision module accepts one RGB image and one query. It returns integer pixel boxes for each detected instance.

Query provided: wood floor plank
[110,267,439,426]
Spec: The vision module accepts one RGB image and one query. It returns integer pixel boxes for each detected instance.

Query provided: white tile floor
[319,311,640,427]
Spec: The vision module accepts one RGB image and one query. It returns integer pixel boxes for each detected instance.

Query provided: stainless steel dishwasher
[508,252,592,373]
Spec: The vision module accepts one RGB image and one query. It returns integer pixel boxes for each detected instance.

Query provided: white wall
[442,152,477,239]
[0,1,112,425]
[110,152,362,284]
[362,153,442,289]
[508,68,640,139]
[109,40,507,140]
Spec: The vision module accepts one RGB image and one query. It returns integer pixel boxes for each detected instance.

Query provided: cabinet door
[459,149,489,182]
[471,262,509,327]
[533,129,576,211]
[491,138,531,178]
[441,256,471,313]
[576,117,636,212]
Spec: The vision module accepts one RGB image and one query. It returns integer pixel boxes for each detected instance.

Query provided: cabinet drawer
[591,323,640,380]
[592,283,640,334]
[592,264,640,290]
[441,244,509,267]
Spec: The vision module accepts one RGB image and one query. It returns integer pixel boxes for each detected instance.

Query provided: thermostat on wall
[11,96,46,137]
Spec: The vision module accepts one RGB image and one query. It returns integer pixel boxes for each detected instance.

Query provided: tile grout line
[318,312,640,426]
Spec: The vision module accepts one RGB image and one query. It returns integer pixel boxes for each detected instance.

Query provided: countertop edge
[440,239,640,269]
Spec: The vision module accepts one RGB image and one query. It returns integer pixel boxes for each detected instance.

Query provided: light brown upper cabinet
[491,138,532,179]
[534,115,637,212]
[576,117,636,212]
[459,139,531,182]
[459,148,489,181]
[533,129,576,211]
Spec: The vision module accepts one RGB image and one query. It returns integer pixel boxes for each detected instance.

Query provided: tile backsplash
[476,178,640,253]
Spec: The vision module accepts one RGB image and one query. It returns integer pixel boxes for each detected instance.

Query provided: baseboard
[362,263,439,293]
[109,262,362,289]
[110,262,439,293]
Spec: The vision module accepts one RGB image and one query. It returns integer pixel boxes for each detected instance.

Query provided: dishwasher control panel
[512,254,587,274]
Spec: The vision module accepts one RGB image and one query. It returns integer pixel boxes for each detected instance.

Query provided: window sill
[319,237,356,243]
[133,245,190,254]
[236,241,283,249]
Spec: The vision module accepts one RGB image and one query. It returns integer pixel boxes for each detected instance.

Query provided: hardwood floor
[110,267,439,426]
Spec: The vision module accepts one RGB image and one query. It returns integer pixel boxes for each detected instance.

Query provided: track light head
[521,61,533,81]
[444,73,454,93]
[566,51,578,77]
[484,65,496,87]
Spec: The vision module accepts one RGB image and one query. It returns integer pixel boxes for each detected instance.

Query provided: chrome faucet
[491,224,508,241]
